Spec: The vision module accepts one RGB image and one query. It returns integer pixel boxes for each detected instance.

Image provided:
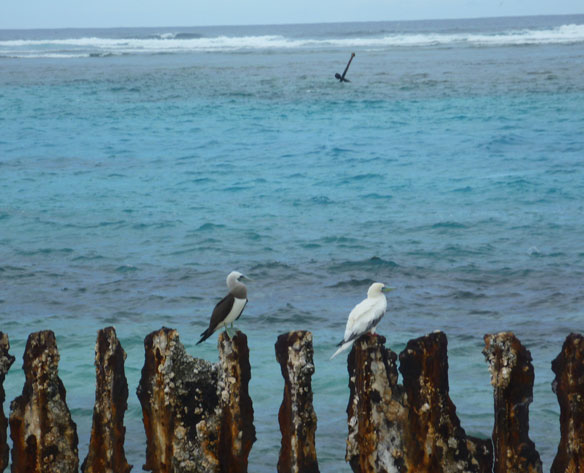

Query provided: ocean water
[1,14,584,471]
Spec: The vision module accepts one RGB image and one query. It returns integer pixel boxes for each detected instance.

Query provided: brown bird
[197,271,249,344]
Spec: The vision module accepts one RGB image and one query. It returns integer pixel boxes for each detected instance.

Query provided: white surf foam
[1,24,583,58]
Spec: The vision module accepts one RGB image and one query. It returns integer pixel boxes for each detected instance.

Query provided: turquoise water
[1,15,584,471]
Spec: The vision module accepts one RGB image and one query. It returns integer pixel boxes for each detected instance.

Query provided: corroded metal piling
[483,332,542,473]
[346,333,405,473]
[137,327,219,472]
[346,331,493,473]
[0,332,15,471]
[216,331,256,473]
[82,326,131,473]
[275,330,319,473]
[399,331,492,473]
[551,333,584,473]
[1,325,583,472]
[136,327,255,473]
[9,330,79,473]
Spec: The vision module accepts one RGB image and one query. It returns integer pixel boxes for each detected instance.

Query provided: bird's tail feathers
[196,328,212,345]
[330,340,354,360]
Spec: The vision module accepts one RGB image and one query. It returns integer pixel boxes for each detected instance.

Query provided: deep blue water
[1,15,584,471]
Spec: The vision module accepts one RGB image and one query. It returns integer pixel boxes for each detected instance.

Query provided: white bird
[330,282,394,359]
[197,271,250,344]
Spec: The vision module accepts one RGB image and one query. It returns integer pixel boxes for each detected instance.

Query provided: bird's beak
[382,287,395,293]
[241,275,253,282]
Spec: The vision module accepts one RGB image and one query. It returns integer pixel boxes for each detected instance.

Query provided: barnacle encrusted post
[346,331,493,473]
[9,330,79,473]
[399,331,492,473]
[346,333,405,473]
[137,327,255,473]
[137,327,220,472]
[275,330,319,473]
[82,326,131,473]
[217,331,255,473]
[483,332,542,473]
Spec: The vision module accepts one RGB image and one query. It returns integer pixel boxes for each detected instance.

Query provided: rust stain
[551,333,584,473]
[82,326,131,473]
[275,330,319,473]
[483,332,542,473]
[9,330,79,473]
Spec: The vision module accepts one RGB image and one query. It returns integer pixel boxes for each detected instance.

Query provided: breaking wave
[2,23,583,58]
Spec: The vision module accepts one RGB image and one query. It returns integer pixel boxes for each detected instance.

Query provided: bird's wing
[208,293,235,331]
[342,297,386,344]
